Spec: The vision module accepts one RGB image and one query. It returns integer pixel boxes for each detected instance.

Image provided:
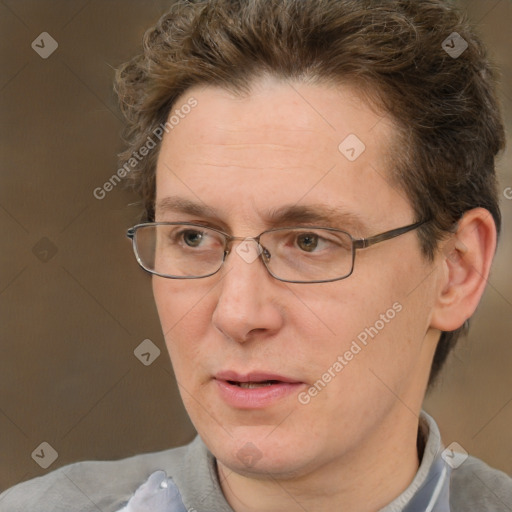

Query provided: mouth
[214,371,304,408]
[226,379,282,389]
[216,370,302,386]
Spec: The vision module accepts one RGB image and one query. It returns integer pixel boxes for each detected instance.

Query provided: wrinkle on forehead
[156,80,411,232]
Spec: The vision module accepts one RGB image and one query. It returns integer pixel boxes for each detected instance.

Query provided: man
[1,0,511,510]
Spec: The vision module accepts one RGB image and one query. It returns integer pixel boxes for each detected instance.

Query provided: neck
[218,410,421,512]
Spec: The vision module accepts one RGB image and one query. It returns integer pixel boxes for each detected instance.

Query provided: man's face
[153,78,440,478]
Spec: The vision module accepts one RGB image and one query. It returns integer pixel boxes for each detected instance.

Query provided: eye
[181,229,204,247]
[296,233,320,252]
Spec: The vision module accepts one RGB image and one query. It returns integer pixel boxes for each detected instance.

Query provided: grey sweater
[0,412,510,511]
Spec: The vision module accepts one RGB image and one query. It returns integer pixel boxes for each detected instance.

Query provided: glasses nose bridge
[221,233,269,275]
[224,233,263,252]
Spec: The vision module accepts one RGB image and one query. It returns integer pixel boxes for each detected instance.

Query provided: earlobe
[430,208,497,332]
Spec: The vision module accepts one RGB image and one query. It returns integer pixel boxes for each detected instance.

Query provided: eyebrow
[265,204,368,233]
[154,196,368,234]
[155,196,217,219]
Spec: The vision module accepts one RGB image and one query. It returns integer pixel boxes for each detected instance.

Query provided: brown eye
[296,233,319,252]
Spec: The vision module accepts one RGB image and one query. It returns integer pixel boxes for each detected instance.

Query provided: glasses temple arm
[353,220,429,249]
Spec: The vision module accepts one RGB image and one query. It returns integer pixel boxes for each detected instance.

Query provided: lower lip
[215,379,304,409]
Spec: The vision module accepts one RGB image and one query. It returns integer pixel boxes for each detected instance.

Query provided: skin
[151,76,496,512]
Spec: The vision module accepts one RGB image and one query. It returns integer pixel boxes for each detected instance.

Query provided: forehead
[155,78,411,231]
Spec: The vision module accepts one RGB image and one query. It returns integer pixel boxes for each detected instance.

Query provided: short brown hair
[115,0,505,387]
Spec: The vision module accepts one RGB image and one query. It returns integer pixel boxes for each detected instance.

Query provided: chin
[200,423,323,480]
[219,449,313,481]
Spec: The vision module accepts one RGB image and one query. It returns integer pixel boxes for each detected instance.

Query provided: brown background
[1,0,511,492]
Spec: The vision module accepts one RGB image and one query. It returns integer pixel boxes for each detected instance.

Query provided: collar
[120,410,451,512]
[379,411,451,512]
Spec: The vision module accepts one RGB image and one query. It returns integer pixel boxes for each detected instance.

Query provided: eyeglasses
[126,220,428,284]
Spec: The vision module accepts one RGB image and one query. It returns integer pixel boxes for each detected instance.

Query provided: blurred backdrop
[1,0,511,490]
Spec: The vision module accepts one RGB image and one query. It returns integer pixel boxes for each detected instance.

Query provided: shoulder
[450,455,512,511]
[0,441,192,512]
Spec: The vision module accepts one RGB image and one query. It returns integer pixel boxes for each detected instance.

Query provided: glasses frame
[126,219,429,284]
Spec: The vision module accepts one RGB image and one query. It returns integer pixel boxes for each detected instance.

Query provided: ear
[430,208,497,332]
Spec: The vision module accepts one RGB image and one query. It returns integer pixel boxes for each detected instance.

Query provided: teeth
[237,381,276,389]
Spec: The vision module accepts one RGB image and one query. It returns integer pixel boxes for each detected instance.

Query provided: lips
[230,381,279,389]
[214,371,304,409]
[215,370,301,385]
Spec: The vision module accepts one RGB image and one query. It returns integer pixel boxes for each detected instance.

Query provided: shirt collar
[122,410,451,512]
[379,411,451,512]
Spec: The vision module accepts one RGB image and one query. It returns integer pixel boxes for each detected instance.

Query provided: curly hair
[114,0,505,388]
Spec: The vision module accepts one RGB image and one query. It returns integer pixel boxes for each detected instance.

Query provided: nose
[211,240,284,343]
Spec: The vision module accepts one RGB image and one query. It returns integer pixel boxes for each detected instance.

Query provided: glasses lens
[134,224,225,278]
[131,224,355,282]
[260,228,354,282]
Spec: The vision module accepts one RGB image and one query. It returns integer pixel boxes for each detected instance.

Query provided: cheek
[153,276,211,327]
[295,259,427,378]
[292,277,396,347]
[152,278,214,371]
